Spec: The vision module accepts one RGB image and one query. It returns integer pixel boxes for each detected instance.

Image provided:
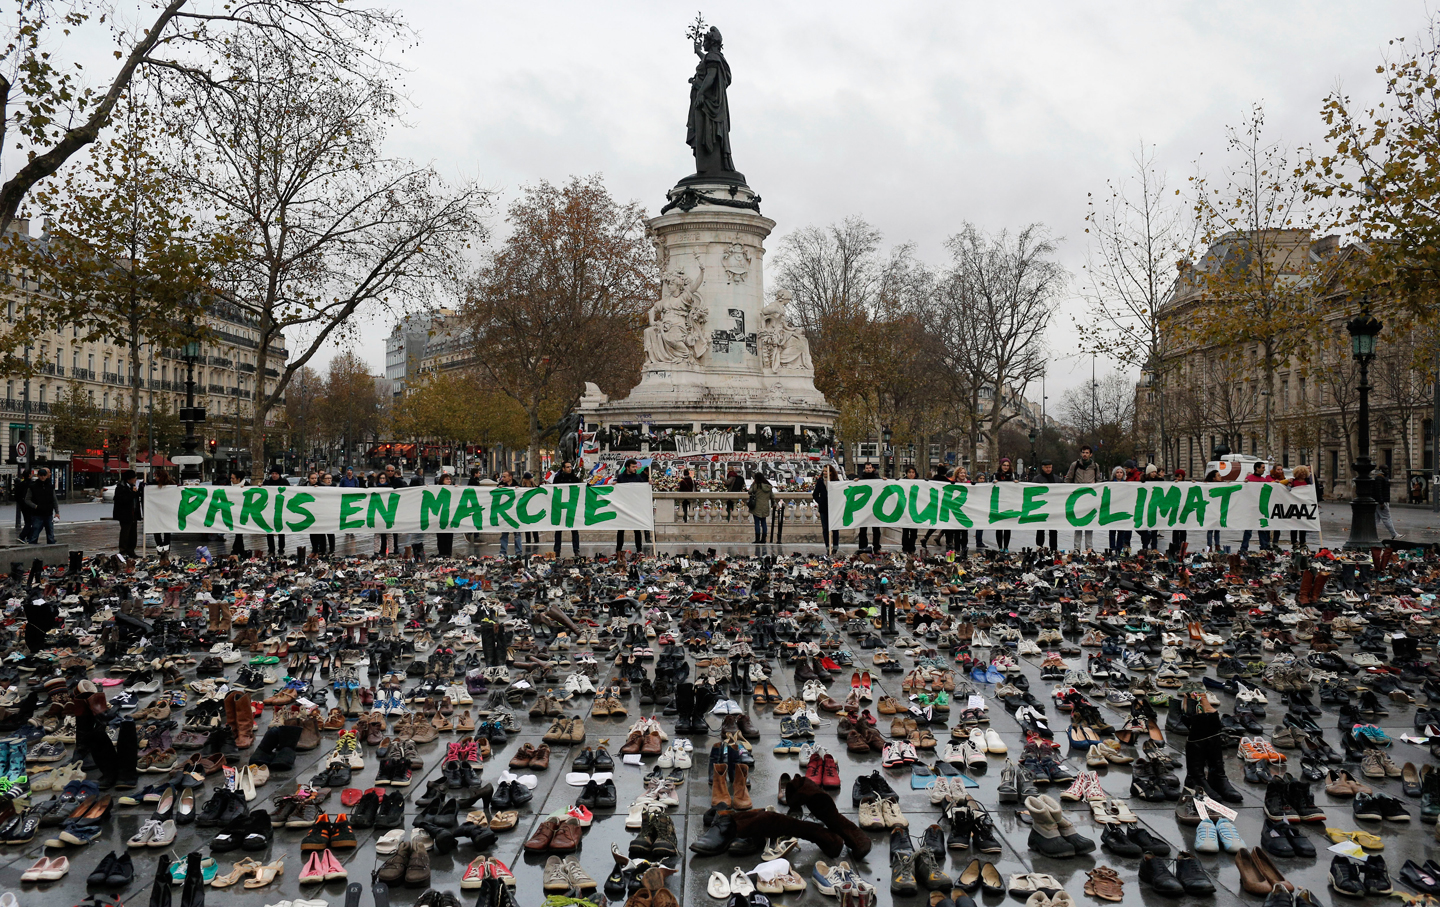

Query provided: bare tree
[943,223,1065,463]
[1311,326,1361,491]
[0,0,404,239]
[1057,372,1136,470]
[178,34,486,476]
[317,351,381,464]
[1077,145,1196,470]
[1185,105,1321,459]
[1372,322,1433,473]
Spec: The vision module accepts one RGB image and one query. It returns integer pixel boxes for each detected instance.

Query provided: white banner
[144,483,655,535]
[826,480,1320,532]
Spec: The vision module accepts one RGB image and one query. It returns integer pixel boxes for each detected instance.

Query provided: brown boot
[207,600,221,632]
[711,765,731,808]
[223,691,239,736]
[731,763,753,810]
[231,692,256,749]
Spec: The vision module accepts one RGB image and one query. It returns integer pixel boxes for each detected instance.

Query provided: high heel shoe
[242,857,283,889]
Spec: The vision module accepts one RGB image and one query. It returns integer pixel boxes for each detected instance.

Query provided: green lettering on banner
[551,485,580,527]
[875,485,905,523]
[1019,486,1049,524]
[1179,486,1208,525]
[1208,485,1241,527]
[518,488,548,525]
[1147,485,1182,527]
[1066,487,1098,526]
[285,493,316,532]
[240,488,271,531]
[452,488,484,528]
[489,489,518,528]
[989,486,1022,523]
[1133,488,1147,528]
[841,485,874,526]
[1257,484,1272,528]
[938,485,972,527]
[585,486,616,524]
[1098,487,1131,526]
[177,488,207,530]
[206,490,235,530]
[272,487,286,533]
[420,489,451,530]
[367,493,401,529]
[339,493,367,530]
[908,485,939,524]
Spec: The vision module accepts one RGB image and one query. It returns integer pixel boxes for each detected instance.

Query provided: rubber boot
[674,683,696,734]
[179,850,205,907]
[1196,711,1243,803]
[149,850,172,907]
[92,723,120,789]
[114,719,140,790]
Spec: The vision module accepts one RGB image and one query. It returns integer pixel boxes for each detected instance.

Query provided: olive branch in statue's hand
[687,13,708,55]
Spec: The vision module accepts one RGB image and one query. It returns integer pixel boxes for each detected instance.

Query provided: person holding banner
[919,463,951,548]
[812,464,841,554]
[552,461,583,557]
[1064,445,1103,552]
[262,466,289,557]
[615,459,647,554]
[900,465,921,553]
[949,466,970,556]
[1238,461,1271,553]
[1286,466,1311,550]
[435,472,456,557]
[1031,460,1060,550]
[1107,466,1132,552]
[991,459,1018,552]
[497,471,519,557]
[855,462,883,553]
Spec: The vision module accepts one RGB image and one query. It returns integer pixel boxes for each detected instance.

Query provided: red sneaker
[804,753,824,784]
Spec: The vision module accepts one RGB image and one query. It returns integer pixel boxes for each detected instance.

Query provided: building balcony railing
[103,372,122,385]
[238,363,256,373]
[0,399,49,415]
[207,384,226,395]
[35,362,58,377]
[72,368,95,381]
[207,356,232,368]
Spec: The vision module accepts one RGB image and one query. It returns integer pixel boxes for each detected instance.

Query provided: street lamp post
[1028,426,1038,479]
[882,425,892,479]
[1344,307,1383,550]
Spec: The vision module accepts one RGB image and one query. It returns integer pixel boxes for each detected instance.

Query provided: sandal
[1084,867,1124,903]
[211,858,261,888]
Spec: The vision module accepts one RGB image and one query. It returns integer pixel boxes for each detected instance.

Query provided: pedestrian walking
[748,469,774,544]
[22,466,59,545]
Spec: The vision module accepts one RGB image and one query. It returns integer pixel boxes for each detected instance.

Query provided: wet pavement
[1,552,1439,906]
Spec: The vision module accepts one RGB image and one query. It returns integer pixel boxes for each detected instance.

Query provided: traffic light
[209,438,217,454]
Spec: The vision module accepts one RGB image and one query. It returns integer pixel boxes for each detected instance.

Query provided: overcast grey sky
[328,1,1427,404]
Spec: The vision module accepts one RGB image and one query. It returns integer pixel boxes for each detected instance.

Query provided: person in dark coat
[614,459,647,554]
[920,463,951,548]
[13,468,31,538]
[113,469,140,557]
[856,462,883,553]
[1030,460,1061,550]
[435,472,456,558]
[812,464,841,554]
[552,461,584,557]
[262,466,289,556]
[22,467,59,544]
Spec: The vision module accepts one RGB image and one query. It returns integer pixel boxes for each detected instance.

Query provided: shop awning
[71,456,129,473]
[135,454,176,468]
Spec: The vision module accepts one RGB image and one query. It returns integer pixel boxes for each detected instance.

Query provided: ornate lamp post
[1028,426,1038,478]
[881,425,892,478]
[1344,306,1383,550]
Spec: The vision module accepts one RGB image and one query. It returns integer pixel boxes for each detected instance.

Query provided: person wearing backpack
[1064,445,1103,552]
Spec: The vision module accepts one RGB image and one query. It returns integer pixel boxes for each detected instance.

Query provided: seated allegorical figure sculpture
[644,261,709,367]
[760,288,812,372]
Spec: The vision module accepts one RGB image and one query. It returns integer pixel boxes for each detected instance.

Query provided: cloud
[334,0,1425,401]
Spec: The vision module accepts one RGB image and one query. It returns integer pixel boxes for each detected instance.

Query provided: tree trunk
[128,316,142,467]
[527,405,541,476]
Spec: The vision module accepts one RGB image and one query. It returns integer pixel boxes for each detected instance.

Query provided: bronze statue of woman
[686,27,736,177]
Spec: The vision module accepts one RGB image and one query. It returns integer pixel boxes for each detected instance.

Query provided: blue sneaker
[6,740,26,777]
[970,665,987,683]
[1193,817,1219,853]
[1215,816,1243,852]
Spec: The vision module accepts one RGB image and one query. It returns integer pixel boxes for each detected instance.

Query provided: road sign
[13,440,27,461]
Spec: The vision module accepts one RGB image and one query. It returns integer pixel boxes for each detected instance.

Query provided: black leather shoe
[1174,852,1216,894]
[1101,825,1142,856]
[1139,854,1185,895]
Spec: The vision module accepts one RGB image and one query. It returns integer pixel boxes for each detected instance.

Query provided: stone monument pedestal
[580,181,836,467]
